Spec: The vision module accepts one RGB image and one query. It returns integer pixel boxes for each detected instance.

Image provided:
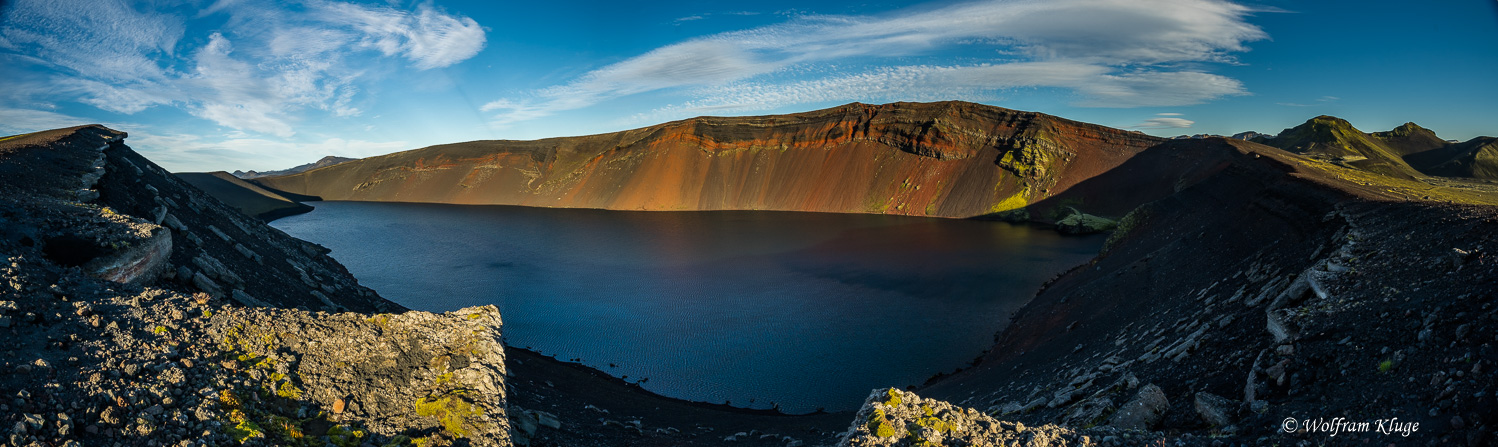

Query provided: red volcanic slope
[255,102,1167,219]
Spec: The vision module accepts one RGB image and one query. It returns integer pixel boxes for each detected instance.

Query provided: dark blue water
[271,202,1102,413]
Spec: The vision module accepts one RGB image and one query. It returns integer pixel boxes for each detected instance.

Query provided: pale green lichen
[327,425,367,447]
[882,388,904,407]
[220,391,265,443]
[275,379,303,400]
[866,408,898,438]
[415,391,481,438]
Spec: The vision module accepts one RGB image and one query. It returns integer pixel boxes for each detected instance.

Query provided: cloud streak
[1135,117,1196,129]
[1276,95,1340,107]
[486,0,1266,125]
[633,63,1245,122]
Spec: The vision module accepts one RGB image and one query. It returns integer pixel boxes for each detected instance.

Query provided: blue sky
[2,0,1495,172]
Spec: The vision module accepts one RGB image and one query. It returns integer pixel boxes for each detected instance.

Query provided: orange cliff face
[253,101,1167,219]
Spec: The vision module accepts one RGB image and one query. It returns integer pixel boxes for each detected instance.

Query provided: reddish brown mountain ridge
[254,101,1166,220]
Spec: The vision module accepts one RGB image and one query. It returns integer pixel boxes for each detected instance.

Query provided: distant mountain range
[1170,131,1268,141]
[232,155,357,179]
[1254,117,1498,180]
[1168,119,1498,181]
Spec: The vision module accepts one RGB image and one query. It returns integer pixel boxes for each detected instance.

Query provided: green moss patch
[415,391,482,438]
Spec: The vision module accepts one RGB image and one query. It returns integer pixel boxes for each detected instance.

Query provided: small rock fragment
[1108,383,1169,430]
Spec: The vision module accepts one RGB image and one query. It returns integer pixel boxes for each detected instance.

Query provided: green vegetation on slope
[1261,116,1424,179]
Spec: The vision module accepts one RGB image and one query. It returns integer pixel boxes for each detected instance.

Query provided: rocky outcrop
[66,128,399,313]
[839,388,1156,447]
[253,101,1165,222]
[1054,208,1118,235]
[206,305,510,445]
[1,126,510,446]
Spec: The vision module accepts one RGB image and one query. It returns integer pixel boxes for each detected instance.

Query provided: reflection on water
[272,202,1103,413]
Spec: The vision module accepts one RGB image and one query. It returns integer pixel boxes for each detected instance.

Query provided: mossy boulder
[839,388,1106,446]
[1055,208,1118,235]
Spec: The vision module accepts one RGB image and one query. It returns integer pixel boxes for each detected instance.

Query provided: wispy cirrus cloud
[1276,95,1340,107]
[485,0,1266,126]
[629,63,1245,124]
[673,11,761,24]
[0,0,486,138]
[1134,115,1196,129]
[0,0,182,82]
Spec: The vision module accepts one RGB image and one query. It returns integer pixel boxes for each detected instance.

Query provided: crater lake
[270,201,1103,413]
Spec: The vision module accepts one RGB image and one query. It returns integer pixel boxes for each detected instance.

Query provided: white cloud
[623,63,1245,125]
[488,0,1266,124]
[0,108,101,134]
[0,0,486,138]
[1135,117,1195,129]
[312,1,487,70]
[129,131,408,172]
[179,33,294,137]
[1156,112,1184,116]
[1072,70,1246,107]
[53,78,176,114]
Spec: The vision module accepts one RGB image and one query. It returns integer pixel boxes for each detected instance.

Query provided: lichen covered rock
[839,388,1117,447]
[207,305,510,446]
[1055,209,1118,235]
[1,125,509,447]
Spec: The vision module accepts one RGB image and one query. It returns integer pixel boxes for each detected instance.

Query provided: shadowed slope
[1371,122,1448,156]
[1404,137,1498,180]
[175,171,314,220]
[909,135,1498,445]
